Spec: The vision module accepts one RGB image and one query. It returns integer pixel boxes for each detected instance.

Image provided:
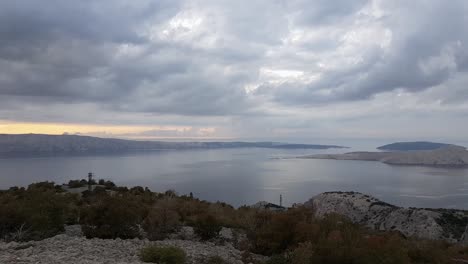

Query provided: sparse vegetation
[2,180,468,263]
[80,194,145,239]
[139,245,186,264]
[0,182,79,241]
[143,198,182,240]
[193,214,222,240]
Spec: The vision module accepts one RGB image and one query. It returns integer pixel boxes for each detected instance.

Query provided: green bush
[193,214,222,240]
[0,185,78,241]
[67,180,85,188]
[143,199,181,240]
[28,181,61,191]
[140,245,186,264]
[104,181,116,189]
[80,195,146,239]
[98,179,116,189]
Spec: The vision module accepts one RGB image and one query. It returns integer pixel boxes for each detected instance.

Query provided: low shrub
[143,199,182,240]
[67,180,85,188]
[101,180,116,189]
[0,184,78,241]
[80,194,146,239]
[140,245,186,264]
[193,214,222,240]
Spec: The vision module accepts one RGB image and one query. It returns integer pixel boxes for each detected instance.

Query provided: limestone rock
[305,191,468,243]
[0,233,266,264]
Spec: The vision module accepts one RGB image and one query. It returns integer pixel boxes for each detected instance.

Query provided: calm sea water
[2,148,468,209]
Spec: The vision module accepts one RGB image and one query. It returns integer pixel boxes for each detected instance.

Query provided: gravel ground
[0,233,260,264]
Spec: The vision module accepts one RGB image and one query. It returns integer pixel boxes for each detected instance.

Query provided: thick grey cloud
[262,0,468,105]
[1,0,468,140]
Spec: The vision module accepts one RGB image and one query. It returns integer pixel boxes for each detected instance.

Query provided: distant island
[0,134,346,158]
[300,144,468,167]
[377,141,453,151]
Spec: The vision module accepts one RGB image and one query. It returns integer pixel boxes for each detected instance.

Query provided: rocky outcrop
[305,192,468,243]
[301,146,468,167]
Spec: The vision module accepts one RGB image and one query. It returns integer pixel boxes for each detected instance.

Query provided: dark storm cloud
[0,1,180,99]
[0,0,267,117]
[1,0,468,126]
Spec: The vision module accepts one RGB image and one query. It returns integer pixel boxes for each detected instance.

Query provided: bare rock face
[305,192,468,243]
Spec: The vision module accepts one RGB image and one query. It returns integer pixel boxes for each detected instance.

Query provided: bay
[1,147,468,209]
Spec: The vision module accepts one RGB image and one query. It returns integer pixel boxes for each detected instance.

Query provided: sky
[1,0,468,143]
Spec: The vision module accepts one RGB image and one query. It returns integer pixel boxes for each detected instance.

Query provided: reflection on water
[1,148,468,209]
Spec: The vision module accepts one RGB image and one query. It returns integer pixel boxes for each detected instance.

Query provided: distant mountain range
[377,141,453,151]
[0,134,346,158]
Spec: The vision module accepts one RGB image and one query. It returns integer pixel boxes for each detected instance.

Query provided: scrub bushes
[143,198,182,240]
[80,194,147,239]
[193,214,222,240]
[0,182,79,241]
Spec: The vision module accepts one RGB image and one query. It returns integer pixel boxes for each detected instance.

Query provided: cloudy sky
[1,0,468,142]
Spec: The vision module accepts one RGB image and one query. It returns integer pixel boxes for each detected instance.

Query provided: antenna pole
[88,172,93,192]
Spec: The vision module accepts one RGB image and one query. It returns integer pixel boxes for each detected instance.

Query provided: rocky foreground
[306,192,468,243]
[0,227,262,264]
[3,192,468,263]
[301,145,468,166]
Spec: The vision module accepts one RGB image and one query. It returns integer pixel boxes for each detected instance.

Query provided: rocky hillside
[305,192,468,243]
[0,134,345,157]
[301,145,468,166]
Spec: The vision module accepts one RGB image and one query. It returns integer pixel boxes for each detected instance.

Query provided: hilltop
[0,134,345,158]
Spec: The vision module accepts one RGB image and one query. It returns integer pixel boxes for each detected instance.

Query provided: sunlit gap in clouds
[0,121,227,141]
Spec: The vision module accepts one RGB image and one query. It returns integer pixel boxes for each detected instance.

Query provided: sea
[2,139,468,209]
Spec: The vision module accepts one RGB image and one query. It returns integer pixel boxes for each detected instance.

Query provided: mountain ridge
[0,134,346,158]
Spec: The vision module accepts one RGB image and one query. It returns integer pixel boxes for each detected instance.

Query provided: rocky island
[300,144,468,167]
[377,141,454,151]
